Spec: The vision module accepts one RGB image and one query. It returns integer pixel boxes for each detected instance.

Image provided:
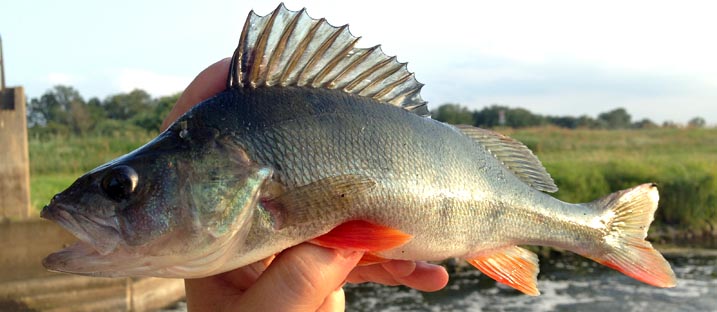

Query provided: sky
[1,0,715,124]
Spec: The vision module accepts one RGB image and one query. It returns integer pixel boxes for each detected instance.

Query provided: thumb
[236,244,362,311]
[161,58,230,131]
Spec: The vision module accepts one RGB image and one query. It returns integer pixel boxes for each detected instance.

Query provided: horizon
[1,0,715,125]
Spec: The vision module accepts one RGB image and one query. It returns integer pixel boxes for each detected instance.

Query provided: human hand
[185,243,448,311]
[185,244,361,311]
[165,59,450,311]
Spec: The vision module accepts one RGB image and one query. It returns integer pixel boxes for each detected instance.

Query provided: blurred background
[1,1,715,311]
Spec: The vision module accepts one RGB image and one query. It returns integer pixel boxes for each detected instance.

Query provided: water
[345,252,717,312]
[163,252,716,312]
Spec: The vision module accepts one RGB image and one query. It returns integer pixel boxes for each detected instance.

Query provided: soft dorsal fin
[228,3,429,116]
[456,125,558,193]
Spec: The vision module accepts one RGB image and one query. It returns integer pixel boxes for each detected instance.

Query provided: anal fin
[311,220,412,252]
[466,246,540,296]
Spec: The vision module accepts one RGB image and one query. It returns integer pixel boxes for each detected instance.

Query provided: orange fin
[585,184,676,287]
[311,220,412,252]
[358,253,391,266]
[466,246,540,296]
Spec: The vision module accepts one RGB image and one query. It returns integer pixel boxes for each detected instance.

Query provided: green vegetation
[433,103,706,130]
[504,127,717,230]
[27,85,179,138]
[29,132,155,216]
[29,132,156,175]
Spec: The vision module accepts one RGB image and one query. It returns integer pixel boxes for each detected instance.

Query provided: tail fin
[586,183,676,288]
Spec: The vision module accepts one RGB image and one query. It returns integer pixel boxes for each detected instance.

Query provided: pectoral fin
[466,246,540,296]
[311,220,412,252]
[262,174,376,229]
[261,175,411,258]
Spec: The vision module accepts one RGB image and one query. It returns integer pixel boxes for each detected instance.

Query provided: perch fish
[41,4,676,295]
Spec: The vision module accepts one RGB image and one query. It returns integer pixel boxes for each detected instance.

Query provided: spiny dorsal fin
[456,125,558,193]
[228,3,429,116]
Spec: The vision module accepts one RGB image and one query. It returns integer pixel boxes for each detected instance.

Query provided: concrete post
[0,87,31,219]
[0,34,31,219]
[0,87,30,219]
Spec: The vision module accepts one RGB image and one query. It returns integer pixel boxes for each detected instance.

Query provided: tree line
[26,85,708,137]
[27,85,179,137]
[432,103,708,129]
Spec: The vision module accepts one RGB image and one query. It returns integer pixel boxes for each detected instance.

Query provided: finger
[237,244,362,311]
[218,255,274,291]
[184,255,276,311]
[317,287,345,312]
[161,58,231,131]
[344,260,417,285]
[345,261,449,292]
[381,260,417,277]
[345,263,401,286]
[392,262,449,292]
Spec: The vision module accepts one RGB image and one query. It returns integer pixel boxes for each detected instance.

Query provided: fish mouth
[41,204,124,275]
[40,204,248,278]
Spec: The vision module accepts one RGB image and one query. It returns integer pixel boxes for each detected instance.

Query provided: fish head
[41,121,271,277]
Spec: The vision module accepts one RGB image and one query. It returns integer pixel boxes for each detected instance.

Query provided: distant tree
[598,108,631,129]
[473,105,508,128]
[26,85,91,134]
[662,120,679,128]
[505,108,545,128]
[633,118,658,129]
[130,92,181,131]
[576,115,602,129]
[473,105,546,128]
[103,89,154,120]
[86,97,107,121]
[546,116,574,129]
[432,103,474,125]
[687,117,706,128]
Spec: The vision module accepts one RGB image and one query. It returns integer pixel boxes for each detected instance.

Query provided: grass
[29,173,77,217]
[29,131,156,175]
[28,127,717,231]
[504,127,717,230]
[28,132,155,216]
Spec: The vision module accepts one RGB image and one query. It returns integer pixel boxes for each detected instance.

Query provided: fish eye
[101,165,139,202]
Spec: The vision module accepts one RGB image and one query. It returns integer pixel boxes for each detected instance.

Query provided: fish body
[207,87,577,260]
[41,4,675,295]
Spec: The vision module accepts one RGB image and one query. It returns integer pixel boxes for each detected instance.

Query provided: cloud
[115,69,191,97]
[419,54,717,124]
